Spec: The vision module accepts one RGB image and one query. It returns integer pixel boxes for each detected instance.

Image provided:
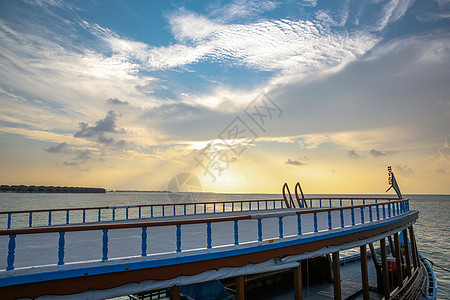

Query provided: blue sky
[0,0,449,193]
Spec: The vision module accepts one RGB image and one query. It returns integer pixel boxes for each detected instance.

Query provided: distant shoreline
[0,185,106,193]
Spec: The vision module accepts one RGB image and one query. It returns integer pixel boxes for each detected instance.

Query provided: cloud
[44,142,68,153]
[63,149,95,167]
[438,136,450,164]
[103,9,377,75]
[106,98,129,105]
[135,78,167,94]
[97,135,128,148]
[142,102,214,122]
[73,149,93,161]
[347,150,360,159]
[208,0,279,22]
[374,0,415,31]
[74,110,125,138]
[396,164,414,175]
[300,0,317,7]
[436,168,446,174]
[79,20,119,39]
[72,110,131,149]
[370,149,396,157]
[28,0,67,9]
[285,158,307,166]
[126,0,415,76]
[98,135,115,145]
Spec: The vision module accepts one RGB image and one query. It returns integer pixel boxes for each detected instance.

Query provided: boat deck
[0,204,406,271]
[0,197,416,299]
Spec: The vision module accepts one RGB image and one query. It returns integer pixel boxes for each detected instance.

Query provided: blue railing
[0,197,403,230]
[0,199,286,230]
[0,198,410,271]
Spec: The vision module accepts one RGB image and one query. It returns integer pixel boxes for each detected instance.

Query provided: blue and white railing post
[360,207,365,224]
[102,229,108,261]
[207,223,212,249]
[6,234,16,270]
[176,225,181,253]
[351,207,355,226]
[258,219,262,242]
[142,227,147,256]
[7,213,11,229]
[328,211,332,230]
[313,213,318,232]
[234,220,239,245]
[279,217,284,238]
[58,232,65,265]
[297,214,302,235]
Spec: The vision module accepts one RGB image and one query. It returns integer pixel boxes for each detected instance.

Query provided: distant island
[0,185,106,193]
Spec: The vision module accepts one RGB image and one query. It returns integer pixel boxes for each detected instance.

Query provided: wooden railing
[0,198,410,271]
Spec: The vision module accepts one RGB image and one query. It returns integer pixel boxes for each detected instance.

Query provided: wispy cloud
[396,164,414,175]
[44,142,68,153]
[285,158,307,166]
[97,8,378,75]
[374,0,415,31]
[149,11,378,74]
[438,136,450,164]
[107,98,129,106]
[208,0,279,22]
[370,149,396,157]
[347,150,360,159]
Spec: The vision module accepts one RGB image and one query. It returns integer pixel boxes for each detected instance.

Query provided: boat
[0,167,437,299]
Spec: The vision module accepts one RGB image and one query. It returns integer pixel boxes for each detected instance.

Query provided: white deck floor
[0,206,389,273]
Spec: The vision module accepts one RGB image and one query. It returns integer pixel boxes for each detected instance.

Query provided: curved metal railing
[0,197,403,230]
[0,198,410,271]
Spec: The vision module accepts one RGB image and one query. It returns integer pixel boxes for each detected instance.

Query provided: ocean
[0,192,448,299]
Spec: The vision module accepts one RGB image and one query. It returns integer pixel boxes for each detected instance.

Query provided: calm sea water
[0,192,448,299]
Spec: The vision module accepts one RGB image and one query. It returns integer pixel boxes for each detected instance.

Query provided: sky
[0,0,449,194]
